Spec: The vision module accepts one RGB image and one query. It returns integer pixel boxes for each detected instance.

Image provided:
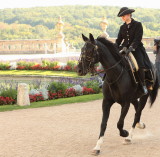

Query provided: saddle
[123,52,154,90]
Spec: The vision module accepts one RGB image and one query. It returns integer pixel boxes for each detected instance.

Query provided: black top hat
[117,7,135,17]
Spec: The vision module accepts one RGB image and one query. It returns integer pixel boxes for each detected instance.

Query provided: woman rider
[116,7,152,95]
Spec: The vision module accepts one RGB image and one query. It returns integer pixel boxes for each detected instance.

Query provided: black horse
[77,33,159,156]
[154,38,160,86]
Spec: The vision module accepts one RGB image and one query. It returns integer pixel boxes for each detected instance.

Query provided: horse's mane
[97,36,122,62]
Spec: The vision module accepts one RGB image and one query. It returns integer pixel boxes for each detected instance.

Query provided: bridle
[78,42,99,75]
[78,41,124,85]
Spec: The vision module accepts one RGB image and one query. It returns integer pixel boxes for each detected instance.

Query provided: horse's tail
[149,73,159,107]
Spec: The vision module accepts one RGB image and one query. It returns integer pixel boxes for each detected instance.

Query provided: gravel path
[0,91,160,157]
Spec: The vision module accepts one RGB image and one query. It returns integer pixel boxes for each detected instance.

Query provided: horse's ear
[89,33,95,44]
[82,34,89,42]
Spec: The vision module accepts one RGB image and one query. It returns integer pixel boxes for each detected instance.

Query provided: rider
[116,7,152,95]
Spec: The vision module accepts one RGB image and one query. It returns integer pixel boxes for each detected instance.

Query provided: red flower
[52,65,61,70]
[64,65,71,71]
[16,65,26,70]
[82,87,95,95]
[65,88,76,97]
[0,96,16,105]
[30,64,42,70]
[29,93,44,102]
[48,92,58,100]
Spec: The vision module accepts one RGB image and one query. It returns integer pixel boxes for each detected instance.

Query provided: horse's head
[77,33,99,76]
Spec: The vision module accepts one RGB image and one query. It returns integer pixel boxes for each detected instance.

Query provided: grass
[0,70,77,77]
[0,93,103,112]
[0,70,90,78]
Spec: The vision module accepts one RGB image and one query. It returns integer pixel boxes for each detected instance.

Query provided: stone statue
[56,16,64,36]
[55,16,66,53]
[99,16,109,38]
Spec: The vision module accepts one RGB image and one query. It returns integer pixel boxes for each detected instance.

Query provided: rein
[106,66,124,85]
[93,58,124,85]
[105,59,122,72]
[105,59,124,85]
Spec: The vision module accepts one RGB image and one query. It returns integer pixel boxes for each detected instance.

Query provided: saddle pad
[126,52,139,72]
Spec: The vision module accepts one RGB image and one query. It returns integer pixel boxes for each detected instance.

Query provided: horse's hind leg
[124,95,148,144]
[92,99,113,156]
[132,99,146,129]
[132,95,148,128]
[117,102,130,137]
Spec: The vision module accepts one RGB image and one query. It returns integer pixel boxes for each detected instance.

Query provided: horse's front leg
[92,99,113,156]
[117,102,130,137]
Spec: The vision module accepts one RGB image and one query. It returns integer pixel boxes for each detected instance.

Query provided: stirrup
[142,85,148,95]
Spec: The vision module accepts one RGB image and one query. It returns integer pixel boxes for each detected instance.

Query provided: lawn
[0,70,90,78]
[0,93,103,112]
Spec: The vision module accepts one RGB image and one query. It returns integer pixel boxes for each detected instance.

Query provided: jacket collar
[124,18,135,28]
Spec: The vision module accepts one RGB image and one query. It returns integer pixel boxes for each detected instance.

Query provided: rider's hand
[119,47,127,54]
[126,46,135,54]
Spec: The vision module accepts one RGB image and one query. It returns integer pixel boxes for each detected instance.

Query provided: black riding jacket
[116,18,143,49]
[116,18,152,69]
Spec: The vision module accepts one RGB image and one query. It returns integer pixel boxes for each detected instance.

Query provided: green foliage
[0,6,159,48]
[47,82,69,94]
[42,60,59,68]
[17,61,37,69]
[67,60,77,69]
[0,88,17,100]
[83,80,100,94]
[0,62,10,70]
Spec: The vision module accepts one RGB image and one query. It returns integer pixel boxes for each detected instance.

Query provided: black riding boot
[138,68,148,95]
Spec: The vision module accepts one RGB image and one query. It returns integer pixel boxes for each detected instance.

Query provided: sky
[0,0,160,9]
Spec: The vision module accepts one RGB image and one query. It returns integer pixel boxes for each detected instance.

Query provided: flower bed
[0,60,104,72]
[0,80,101,106]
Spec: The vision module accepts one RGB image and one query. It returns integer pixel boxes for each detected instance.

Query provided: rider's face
[121,14,131,22]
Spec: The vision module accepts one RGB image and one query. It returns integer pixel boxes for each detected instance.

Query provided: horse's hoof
[92,150,100,156]
[142,123,146,129]
[123,138,132,145]
[120,130,129,137]
[136,123,146,129]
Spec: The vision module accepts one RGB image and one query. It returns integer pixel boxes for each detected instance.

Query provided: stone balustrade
[0,37,155,55]
[0,39,57,54]
[109,37,154,52]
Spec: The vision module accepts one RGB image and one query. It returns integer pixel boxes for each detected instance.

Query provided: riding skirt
[131,46,152,69]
